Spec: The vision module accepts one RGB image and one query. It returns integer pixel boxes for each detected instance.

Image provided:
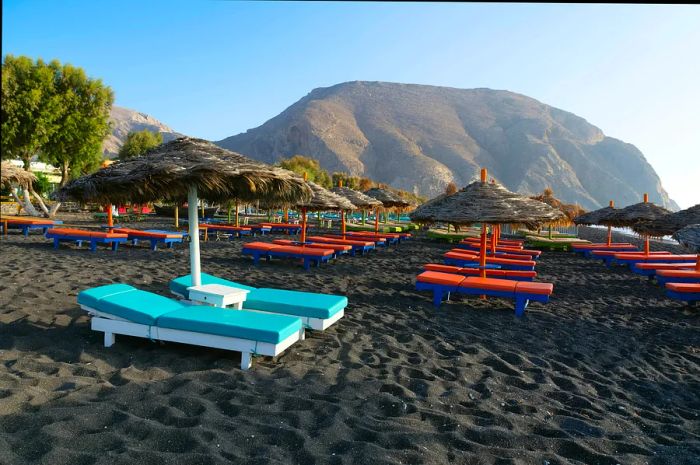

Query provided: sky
[3,1,699,208]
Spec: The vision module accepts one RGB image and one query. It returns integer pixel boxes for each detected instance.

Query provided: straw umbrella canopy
[673,224,700,252]
[410,193,450,224]
[672,224,700,271]
[363,187,411,233]
[330,186,381,238]
[1,161,36,188]
[59,137,311,286]
[599,194,671,255]
[632,204,700,237]
[413,168,564,277]
[573,200,620,245]
[295,181,356,242]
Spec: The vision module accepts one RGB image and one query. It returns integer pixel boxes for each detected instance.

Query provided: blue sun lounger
[45,228,129,251]
[242,242,334,270]
[78,283,304,370]
[170,273,347,330]
[665,283,700,304]
[2,219,63,237]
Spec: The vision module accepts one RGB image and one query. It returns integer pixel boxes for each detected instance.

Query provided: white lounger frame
[170,290,344,331]
[81,306,303,370]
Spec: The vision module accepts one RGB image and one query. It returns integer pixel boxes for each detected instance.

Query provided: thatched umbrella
[412,168,564,277]
[330,184,381,238]
[633,204,700,237]
[573,200,619,246]
[295,179,356,243]
[364,187,411,234]
[672,224,700,271]
[529,188,585,239]
[1,161,37,188]
[600,194,671,255]
[59,137,311,286]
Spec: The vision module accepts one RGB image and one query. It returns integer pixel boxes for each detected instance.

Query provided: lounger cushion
[417,271,465,287]
[170,273,256,296]
[113,228,181,239]
[272,245,333,257]
[79,284,183,325]
[170,274,347,320]
[665,283,700,293]
[157,306,301,344]
[247,289,346,319]
[309,236,374,247]
[656,270,700,278]
[635,263,695,270]
[244,242,279,251]
[423,264,537,279]
[615,254,697,261]
[459,277,553,295]
[47,228,127,239]
[78,283,138,308]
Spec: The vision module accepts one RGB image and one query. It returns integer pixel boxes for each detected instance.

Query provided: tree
[118,129,163,160]
[358,177,373,191]
[278,155,332,187]
[331,172,360,189]
[40,63,114,186]
[1,55,63,170]
[444,181,458,195]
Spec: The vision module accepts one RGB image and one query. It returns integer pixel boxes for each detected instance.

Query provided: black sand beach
[1,218,698,465]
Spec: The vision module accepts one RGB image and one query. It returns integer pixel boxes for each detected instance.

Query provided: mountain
[103,106,182,158]
[216,81,678,210]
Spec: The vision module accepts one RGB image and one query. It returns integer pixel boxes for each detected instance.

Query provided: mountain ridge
[216,81,678,210]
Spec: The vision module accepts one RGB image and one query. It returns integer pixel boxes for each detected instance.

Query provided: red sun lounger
[306,236,376,255]
[665,282,700,303]
[444,251,536,271]
[2,217,62,237]
[204,224,254,238]
[112,228,184,251]
[457,243,541,258]
[242,241,334,270]
[612,254,699,267]
[323,234,389,246]
[631,262,697,277]
[272,239,351,257]
[415,271,553,316]
[424,263,536,280]
[655,269,700,285]
[46,228,128,251]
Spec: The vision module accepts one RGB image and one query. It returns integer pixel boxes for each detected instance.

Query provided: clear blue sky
[3,1,699,208]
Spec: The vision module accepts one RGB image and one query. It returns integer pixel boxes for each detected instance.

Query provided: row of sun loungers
[79,273,348,370]
[414,235,554,316]
[572,242,700,305]
[1,216,63,236]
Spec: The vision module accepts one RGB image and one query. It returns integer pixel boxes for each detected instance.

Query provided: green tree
[331,172,360,189]
[1,55,63,170]
[40,63,114,186]
[118,129,163,160]
[32,172,53,196]
[278,155,332,188]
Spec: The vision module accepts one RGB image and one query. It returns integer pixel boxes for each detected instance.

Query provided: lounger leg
[240,352,252,370]
[433,289,444,307]
[112,242,119,252]
[53,238,60,249]
[104,332,115,347]
[23,228,29,237]
[304,259,311,270]
[300,328,306,341]
[514,297,529,317]
[150,240,157,251]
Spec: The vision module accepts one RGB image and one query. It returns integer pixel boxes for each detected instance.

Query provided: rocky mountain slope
[103,106,181,158]
[217,81,677,210]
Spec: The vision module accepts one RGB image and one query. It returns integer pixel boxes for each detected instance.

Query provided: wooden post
[106,204,113,230]
[235,199,239,227]
[642,194,650,255]
[607,200,614,246]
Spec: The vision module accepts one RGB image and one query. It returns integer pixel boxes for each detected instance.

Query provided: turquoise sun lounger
[170,273,347,330]
[78,283,304,370]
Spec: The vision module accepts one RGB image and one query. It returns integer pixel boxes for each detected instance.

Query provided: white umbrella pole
[188,186,202,287]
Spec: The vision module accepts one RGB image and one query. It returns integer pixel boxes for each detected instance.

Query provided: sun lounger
[306,236,375,255]
[2,217,63,237]
[444,251,536,271]
[415,271,553,316]
[455,244,541,259]
[324,234,388,246]
[249,225,271,235]
[242,241,335,270]
[112,228,184,250]
[78,283,303,370]
[571,243,637,257]
[611,254,699,267]
[344,231,406,244]
[204,224,254,238]
[272,239,351,258]
[449,248,534,261]
[664,283,700,304]
[424,263,536,280]
[260,223,303,234]
[630,262,697,277]
[45,228,128,251]
[170,273,347,330]
[461,239,524,248]
[589,250,670,266]
[655,270,700,285]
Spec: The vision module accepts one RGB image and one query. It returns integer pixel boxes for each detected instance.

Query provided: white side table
[187,284,250,309]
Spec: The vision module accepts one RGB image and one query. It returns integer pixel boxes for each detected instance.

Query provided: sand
[0,217,698,465]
